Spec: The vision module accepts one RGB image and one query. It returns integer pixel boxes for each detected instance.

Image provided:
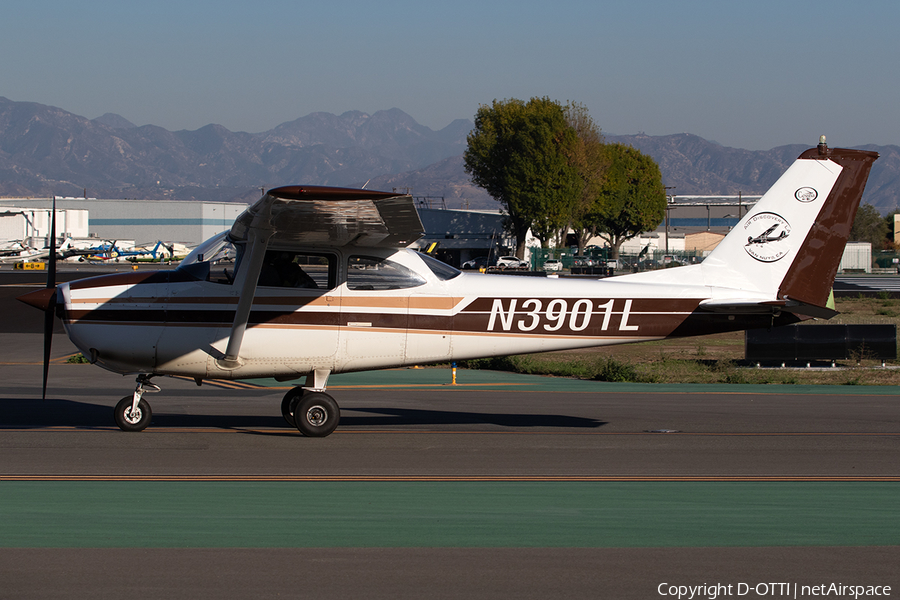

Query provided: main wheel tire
[114,396,152,432]
[294,392,340,437]
[281,388,304,427]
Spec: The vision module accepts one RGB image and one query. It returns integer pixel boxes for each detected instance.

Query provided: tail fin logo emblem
[743,212,791,262]
[795,187,818,202]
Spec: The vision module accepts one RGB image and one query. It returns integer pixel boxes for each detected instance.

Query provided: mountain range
[1,96,898,213]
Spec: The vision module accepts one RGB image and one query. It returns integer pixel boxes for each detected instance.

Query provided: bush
[591,357,648,383]
[461,355,653,383]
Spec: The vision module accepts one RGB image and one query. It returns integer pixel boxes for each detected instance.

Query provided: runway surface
[835,275,900,295]
[1,270,898,599]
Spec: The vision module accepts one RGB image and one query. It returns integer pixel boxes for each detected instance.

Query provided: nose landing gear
[113,374,159,432]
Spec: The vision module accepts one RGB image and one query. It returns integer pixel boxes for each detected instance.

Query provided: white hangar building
[0,205,90,243]
[0,198,247,246]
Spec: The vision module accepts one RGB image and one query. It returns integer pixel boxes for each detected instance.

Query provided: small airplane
[19,138,879,437]
[76,240,141,262]
[0,238,75,264]
[0,241,35,262]
[75,240,186,263]
[746,224,789,246]
[131,241,188,262]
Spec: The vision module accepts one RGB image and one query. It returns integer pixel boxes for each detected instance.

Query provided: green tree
[591,143,666,259]
[883,210,898,250]
[464,97,581,256]
[564,101,609,254]
[850,203,888,249]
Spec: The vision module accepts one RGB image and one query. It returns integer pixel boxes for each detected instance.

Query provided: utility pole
[664,186,676,254]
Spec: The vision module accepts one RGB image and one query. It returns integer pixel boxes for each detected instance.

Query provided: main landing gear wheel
[293,391,340,437]
[114,396,152,432]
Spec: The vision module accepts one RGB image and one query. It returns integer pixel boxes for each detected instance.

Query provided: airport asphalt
[0,268,898,599]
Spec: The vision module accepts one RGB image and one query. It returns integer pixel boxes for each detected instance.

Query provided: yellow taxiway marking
[330,383,531,389]
[1,426,898,438]
[2,353,85,365]
[2,474,899,482]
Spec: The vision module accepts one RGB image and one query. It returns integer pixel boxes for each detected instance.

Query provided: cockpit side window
[258,251,336,290]
[347,255,426,290]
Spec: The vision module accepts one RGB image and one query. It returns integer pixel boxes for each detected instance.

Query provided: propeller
[17,197,58,399]
[42,196,58,399]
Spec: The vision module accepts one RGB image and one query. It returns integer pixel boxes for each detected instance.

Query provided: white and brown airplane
[19,139,879,437]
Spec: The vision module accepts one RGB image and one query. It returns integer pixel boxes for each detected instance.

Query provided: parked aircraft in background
[1,238,191,264]
[130,241,191,262]
[71,240,190,263]
[77,240,140,262]
[0,241,34,260]
[0,239,76,264]
[19,138,878,437]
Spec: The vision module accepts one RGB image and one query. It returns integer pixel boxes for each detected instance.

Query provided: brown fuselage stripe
[62,301,795,340]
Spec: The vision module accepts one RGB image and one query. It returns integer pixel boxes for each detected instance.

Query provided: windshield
[178,231,241,284]
[180,231,236,267]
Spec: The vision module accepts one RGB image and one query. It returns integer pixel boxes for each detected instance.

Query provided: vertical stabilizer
[697,141,878,310]
[777,145,879,308]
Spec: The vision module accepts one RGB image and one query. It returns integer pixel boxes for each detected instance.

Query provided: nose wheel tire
[293,392,340,437]
[114,396,152,432]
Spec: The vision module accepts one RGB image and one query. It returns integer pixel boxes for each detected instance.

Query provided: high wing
[219,186,424,368]
[229,185,424,248]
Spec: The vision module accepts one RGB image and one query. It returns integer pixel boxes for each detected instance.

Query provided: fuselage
[57,247,794,380]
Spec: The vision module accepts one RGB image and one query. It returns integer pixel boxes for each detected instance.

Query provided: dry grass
[468,296,900,386]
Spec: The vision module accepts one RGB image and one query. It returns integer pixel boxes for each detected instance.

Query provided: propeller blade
[48,196,57,289]
[42,196,58,400]
[41,293,57,400]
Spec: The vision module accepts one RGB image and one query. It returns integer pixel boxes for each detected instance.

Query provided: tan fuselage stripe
[69,295,468,310]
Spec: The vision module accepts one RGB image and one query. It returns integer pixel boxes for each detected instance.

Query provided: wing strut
[217,214,273,369]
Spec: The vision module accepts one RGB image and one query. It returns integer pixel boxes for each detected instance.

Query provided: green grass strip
[1,482,897,548]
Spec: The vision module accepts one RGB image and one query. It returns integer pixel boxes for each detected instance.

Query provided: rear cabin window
[257,251,336,290]
[418,252,461,281]
[347,256,426,290]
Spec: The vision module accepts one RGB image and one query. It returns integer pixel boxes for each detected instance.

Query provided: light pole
[664,186,675,254]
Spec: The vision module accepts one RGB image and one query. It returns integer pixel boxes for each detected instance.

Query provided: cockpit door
[338,254,423,371]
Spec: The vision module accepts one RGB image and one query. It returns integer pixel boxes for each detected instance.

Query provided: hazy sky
[3,0,897,150]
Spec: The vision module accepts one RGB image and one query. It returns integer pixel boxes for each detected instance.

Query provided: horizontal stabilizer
[699,298,838,320]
